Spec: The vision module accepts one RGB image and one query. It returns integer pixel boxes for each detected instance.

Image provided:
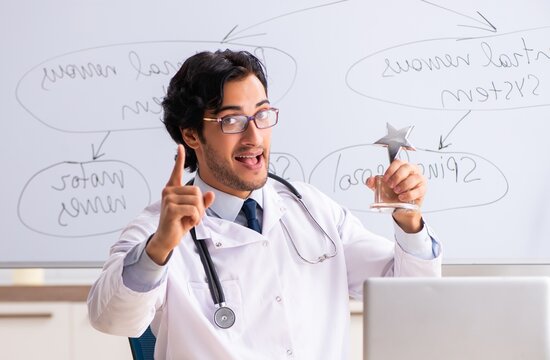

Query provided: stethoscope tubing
[190,227,225,306]
[267,173,302,199]
[189,174,293,308]
[188,172,335,329]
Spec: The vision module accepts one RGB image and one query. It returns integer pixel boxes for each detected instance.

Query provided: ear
[181,128,200,149]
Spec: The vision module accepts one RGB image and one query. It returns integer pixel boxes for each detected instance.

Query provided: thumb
[203,191,215,209]
[167,145,186,186]
[365,176,376,190]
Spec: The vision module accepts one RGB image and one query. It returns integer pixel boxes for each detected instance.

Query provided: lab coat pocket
[187,279,245,337]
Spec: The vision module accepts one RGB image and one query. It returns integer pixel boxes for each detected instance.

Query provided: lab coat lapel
[194,214,264,249]
[261,179,286,235]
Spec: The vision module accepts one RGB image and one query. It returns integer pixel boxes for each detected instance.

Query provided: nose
[241,119,265,145]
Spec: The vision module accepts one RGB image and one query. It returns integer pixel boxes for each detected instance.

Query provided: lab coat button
[275,296,282,303]
[215,242,222,247]
[286,349,293,356]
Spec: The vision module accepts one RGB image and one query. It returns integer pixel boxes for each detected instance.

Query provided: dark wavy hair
[162,49,268,172]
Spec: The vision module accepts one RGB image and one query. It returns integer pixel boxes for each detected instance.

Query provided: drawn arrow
[420,0,497,33]
[91,131,111,160]
[221,25,267,44]
[221,0,349,43]
[438,110,471,150]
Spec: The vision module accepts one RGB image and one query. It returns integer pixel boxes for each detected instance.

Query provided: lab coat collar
[193,178,287,248]
[192,173,263,222]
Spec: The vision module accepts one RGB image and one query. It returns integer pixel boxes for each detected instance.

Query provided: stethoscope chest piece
[214,306,235,329]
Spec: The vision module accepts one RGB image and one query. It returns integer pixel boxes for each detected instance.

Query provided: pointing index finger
[167,144,186,186]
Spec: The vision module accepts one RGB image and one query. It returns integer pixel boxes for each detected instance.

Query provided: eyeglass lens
[221,109,278,133]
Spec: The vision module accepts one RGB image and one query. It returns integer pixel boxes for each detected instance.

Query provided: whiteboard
[2,0,549,267]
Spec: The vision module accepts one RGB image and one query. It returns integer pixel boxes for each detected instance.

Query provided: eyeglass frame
[203,107,279,134]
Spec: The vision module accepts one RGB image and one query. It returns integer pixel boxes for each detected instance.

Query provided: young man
[88,50,441,359]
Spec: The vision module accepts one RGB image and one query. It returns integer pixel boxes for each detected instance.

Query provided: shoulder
[141,200,162,217]
[118,200,161,240]
[266,176,318,196]
[131,200,162,226]
[266,177,343,213]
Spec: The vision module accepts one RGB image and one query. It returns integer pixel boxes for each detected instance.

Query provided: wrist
[392,211,423,233]
[145,233,174,265]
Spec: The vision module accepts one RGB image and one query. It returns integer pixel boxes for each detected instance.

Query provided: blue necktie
[242,199,262,233]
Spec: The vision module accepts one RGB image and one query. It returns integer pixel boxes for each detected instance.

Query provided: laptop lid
[363,277,550,360]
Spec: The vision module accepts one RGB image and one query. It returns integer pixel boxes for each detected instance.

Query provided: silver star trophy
[370,123,419,213]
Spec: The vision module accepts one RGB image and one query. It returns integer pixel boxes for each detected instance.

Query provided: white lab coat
[88,178,441,359]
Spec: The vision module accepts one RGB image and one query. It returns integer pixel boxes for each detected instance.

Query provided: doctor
[88,49,441,359]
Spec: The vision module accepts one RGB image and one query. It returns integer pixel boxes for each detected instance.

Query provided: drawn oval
[346,27,550,111]
[269,152,306,182]
[308,145,508,213]
[16,41,297,133]
[17,160,151,237]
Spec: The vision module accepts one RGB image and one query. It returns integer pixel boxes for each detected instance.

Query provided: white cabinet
[0,302,132,360]
[0,302,71,360]
[71,303,133,360]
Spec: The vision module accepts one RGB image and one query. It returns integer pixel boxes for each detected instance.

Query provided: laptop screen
[363,277,550,360]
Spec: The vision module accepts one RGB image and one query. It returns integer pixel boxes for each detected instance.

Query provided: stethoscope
[188,172,338,329]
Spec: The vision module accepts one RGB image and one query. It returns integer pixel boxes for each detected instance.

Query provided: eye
[221,116,242,126]
[256,109,270,120]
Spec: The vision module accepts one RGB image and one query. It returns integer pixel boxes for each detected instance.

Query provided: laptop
[363,277,550,360]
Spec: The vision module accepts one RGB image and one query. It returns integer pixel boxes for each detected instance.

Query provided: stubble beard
[202,144,269,192]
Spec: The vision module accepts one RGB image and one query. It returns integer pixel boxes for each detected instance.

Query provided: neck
[196,171,252,199]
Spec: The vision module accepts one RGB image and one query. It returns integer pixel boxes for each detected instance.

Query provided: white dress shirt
[88,176,441,359]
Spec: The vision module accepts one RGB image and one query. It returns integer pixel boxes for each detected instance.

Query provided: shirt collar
[193,173,264,222]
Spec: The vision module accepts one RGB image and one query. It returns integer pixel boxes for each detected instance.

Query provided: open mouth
[235,151,263,167]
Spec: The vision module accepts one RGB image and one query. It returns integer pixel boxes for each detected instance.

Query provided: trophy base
[369,202,419,213]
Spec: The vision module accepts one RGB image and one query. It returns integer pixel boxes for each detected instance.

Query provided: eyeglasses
[203,108,279,134]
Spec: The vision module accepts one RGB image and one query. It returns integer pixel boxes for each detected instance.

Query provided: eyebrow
[217,99,270,114]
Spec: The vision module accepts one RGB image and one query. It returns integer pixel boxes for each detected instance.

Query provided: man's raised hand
[146,145,215,265]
